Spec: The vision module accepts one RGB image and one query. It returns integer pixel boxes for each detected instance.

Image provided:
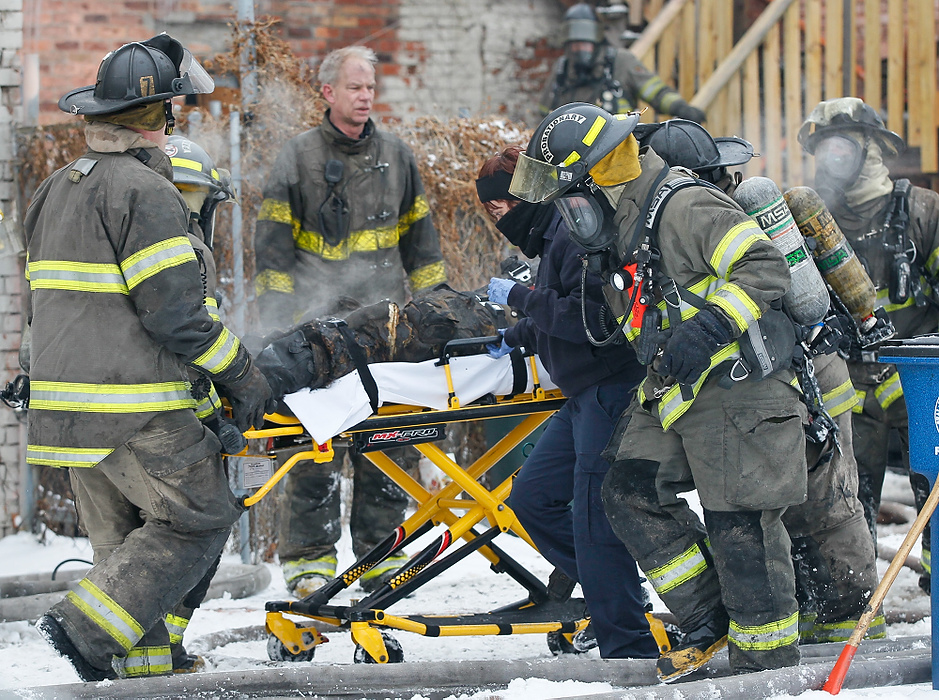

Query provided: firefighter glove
[655,307,732,385]
[673,102,706,125]
[254,329,317,399]
[487,277,517,306]
[219,363,276,433]
[487,329,513,359]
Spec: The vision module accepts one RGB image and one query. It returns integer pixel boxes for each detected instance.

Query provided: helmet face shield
[178,50,215,94]
[509,152,563,203]
[813,134,864,189]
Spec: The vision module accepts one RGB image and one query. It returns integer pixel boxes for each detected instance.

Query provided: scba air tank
[784,186,878,331]
[732,177,830,326]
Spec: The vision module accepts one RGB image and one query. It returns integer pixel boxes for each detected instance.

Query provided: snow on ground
[1,470,938,698]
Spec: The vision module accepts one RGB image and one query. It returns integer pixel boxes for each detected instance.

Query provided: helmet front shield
[177,50,215,95]
[509,152,562,203]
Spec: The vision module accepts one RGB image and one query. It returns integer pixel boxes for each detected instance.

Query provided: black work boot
[171,643,206,673]
[36,614,116,682]
[655,609,729,683]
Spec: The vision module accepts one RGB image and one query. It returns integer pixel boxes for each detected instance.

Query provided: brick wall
[0,0,21,537]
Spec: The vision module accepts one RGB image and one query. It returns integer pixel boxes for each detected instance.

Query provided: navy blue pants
[512,383,658,659]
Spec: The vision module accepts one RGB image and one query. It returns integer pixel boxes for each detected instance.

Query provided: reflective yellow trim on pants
[873,371,903,411]
[27,260,129,294]
[26,444,114,468]
[283,555,338,585]
[29,380,196,413]
[811,615,886,643]
[120,237,197,290]
[922,548,931,574]
[192,328,240,375]
[120,644,173,677]
[822,378,858,418]
[165,613,190,645]
[645,542,709,595]
[66,579,144,652]
[728,611,799,651]
[408,260,447,291]
[876,286,916,314]
[853,389,866,414]
[255,269,295,295]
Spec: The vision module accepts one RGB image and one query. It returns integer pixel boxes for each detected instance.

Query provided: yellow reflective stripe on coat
[29,380,196,413]
[728,611,799,651]
[165,613,190,645]
[707,282,760,334]
[853,389,867,414]
[255,269,294,295]
[121,644,173,677]
[822,378,858,418]
[204,296,220,321]
[708,220,766,278]
[873,370,903,411]
[875,286,916,314]
[27,260,129,294]
[26,444,114,468]
[638,75,671,105]
[120,237,197,290]
[922,548,931,574]
[927,246,939,279]
[408,260,447,291]
[194,384,222,419]
[643,341,742,431]
[192,328,240,375]
[656,276,721,331]
[646,541,709,595]
[66,579,144,651]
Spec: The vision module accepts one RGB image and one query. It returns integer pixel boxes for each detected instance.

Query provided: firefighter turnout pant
[511,382,659,659]
[278,444,416,565]
[784,407,883,642]
[852,374,931,586]
[602,375,806,673]
[47,410,243,678]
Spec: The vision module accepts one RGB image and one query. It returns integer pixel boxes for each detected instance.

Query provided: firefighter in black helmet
[30,36,273,681]
[538,3,705,124]
[512,103,806,680]
[800,97,939,596]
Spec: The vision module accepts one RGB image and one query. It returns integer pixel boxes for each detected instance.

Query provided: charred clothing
[254,112,447,331]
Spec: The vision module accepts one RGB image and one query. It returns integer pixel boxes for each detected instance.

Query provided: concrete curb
[0,564,271,623]
[2,641,929,700]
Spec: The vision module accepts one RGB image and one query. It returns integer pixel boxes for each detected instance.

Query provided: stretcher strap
[507,349,527,398]
[335,324,380,412]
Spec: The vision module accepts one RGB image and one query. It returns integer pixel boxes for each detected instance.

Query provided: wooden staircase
[629,0,939,187]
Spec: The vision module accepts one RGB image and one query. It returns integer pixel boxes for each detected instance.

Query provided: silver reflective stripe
[646,542,708,595]
[707,282,760,333]
[26,444,113,468]
[30,381,195,413]
[822,378,857,418]
[121,237,196,290]
[121,645,173,676]
[27,261,128,294]
[192,328,240,375]
[709,220,765,278]
[165,614,189,644]
[66,579,143,651]
[728,612,799,651]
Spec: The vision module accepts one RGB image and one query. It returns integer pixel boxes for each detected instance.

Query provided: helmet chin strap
[163,101,175,135]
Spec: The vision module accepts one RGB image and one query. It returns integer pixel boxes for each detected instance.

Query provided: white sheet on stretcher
[284,354,558,444]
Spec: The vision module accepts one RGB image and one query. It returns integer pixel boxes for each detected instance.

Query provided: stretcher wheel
[546,629,589,656]
[353,631,404,664]
[267,633,317,662]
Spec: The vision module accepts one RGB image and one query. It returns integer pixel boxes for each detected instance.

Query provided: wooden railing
[630,0,939,187]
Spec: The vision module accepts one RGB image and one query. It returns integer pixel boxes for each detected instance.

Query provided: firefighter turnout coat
[24,123,252,470]
[254,113,447,330]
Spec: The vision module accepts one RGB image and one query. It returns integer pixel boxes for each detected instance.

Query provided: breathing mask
[814,134,866,194]
[554,186,618,255]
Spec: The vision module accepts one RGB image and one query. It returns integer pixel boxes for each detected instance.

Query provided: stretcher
[240,338,599,664]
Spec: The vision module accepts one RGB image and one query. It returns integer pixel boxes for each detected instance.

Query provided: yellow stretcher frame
[239,349,605,664]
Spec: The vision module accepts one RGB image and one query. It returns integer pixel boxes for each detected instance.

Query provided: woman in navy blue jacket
[477,146,657,659]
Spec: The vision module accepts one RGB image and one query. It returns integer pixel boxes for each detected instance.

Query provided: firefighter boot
[171,643,206,673]
[37,613,116,682]
[283,555,338,599]
[655,608,729,682]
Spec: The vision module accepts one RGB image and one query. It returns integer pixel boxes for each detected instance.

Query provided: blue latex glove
[487,329,513,359]
[487,277,517,306]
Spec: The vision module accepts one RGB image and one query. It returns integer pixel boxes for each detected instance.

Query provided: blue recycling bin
[876,336,939,689]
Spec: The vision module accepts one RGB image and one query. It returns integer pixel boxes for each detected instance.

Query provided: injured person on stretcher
[256,283,518,404]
